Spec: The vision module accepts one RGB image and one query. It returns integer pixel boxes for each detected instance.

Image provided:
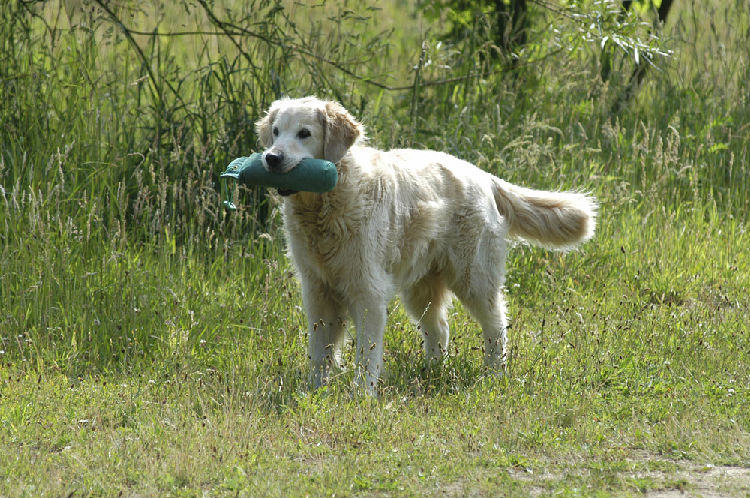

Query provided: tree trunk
[493,0,528,57]
[609,0,675,114]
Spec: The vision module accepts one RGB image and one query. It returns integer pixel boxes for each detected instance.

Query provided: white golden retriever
[256,97,596,393]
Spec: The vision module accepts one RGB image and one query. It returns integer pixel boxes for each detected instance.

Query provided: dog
[255,96,596,394]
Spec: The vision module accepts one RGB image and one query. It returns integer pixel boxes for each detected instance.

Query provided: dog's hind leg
[402,274,451,363]
[451,235,509,375]
[462,290,508,374]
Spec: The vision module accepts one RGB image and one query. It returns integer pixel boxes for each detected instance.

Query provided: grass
[1,0,749,496]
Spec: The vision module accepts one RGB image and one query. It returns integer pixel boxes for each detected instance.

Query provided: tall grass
[1,0,748,374]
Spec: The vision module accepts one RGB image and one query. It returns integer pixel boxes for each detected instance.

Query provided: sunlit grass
[1,0,749,496]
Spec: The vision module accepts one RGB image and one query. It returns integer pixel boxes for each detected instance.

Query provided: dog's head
[255,97,364,173]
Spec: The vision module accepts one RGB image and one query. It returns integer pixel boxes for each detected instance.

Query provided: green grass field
[1,0,749,496]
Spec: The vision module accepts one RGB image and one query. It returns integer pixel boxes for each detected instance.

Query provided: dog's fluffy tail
[492,177,597,250]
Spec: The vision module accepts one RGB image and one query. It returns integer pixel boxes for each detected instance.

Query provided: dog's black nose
[265,152,284,171]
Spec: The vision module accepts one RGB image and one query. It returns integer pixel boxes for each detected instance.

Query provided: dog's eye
[273,127,279,137]
[297,128,311,139]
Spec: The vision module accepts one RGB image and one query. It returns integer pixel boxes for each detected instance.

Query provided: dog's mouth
[278,189,298,197]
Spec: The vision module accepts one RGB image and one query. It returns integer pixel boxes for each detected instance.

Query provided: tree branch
[89,0,162,106]
[95,1,562,95]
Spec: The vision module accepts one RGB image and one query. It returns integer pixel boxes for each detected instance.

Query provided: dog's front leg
[350,301,387,395]
[302,280,346,389]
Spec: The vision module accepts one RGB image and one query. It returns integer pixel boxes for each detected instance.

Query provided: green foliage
[1,0,749,495]
[630,0,667,15]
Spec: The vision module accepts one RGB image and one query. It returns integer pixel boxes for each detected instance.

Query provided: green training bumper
[220,153,337,211]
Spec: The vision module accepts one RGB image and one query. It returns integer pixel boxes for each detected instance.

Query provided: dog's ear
[255,105,279,148]
[321,101,363,163]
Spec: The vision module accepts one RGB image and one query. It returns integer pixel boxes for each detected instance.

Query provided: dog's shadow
[382,349,492,397]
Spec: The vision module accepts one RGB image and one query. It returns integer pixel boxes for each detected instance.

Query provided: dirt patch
[641,464,750,498]
[503,456,750,497]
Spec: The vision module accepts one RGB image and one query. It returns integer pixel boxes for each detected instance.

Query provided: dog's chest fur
[282,186,371,286]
